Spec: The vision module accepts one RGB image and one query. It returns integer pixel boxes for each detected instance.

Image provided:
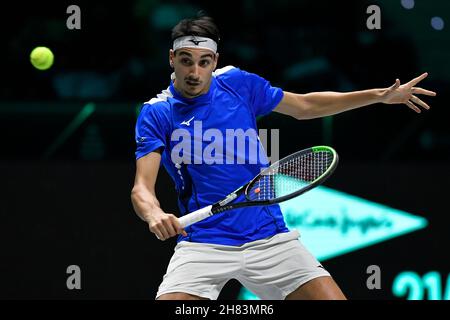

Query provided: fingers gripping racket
[178,146,338,228]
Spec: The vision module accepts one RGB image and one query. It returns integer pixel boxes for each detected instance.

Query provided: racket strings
[248,150,333,201]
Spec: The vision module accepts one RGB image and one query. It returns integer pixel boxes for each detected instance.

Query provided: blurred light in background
[431,16,445,30]
[151,4,198,30]
[401,0,415,10]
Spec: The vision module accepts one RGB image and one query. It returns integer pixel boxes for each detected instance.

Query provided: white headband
[173,36,218,53]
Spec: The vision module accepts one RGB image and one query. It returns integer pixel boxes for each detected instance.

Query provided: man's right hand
[146,209,188,241]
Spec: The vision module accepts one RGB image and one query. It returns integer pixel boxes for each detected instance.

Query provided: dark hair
[171,15,220,44]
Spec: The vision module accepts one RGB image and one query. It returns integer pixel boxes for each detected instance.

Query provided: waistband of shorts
[175,229,300,251]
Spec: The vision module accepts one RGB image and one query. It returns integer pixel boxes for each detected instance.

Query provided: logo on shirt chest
[181,116,195,126]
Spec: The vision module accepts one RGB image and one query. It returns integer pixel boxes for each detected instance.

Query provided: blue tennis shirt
[135,66,289,246]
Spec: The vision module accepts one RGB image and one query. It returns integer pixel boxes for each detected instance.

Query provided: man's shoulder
[141,88,173,114]
[144,87,172,106]
[136,88,173,129]
[213,65,244,84]
[213,66,262,89]
[213,65,239,77]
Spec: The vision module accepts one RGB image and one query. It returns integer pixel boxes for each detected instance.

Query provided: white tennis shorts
[156,230,330,300]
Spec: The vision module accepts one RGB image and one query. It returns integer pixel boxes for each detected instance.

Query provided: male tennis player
[131,16,436,300]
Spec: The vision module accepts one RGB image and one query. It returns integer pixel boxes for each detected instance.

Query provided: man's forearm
[131,186,161,222]
[302,88,387,118]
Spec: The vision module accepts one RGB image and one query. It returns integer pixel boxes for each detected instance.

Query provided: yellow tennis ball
[30,46,54,70]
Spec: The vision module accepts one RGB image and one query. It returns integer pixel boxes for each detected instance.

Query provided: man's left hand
[382,72,437,113]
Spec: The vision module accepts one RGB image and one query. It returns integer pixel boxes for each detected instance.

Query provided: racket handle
[178,205,213,228]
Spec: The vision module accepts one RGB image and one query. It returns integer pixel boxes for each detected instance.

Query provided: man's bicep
[273,91,308,119]
[134,149,163,191]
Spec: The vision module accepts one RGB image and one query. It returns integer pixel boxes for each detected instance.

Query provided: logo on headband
[189,38,208,46]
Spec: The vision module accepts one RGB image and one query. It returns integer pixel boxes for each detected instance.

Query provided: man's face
[170,48,218,98]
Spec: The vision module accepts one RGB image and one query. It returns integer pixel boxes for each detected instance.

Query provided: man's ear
[213,53,219,70]
[169,49,175,67]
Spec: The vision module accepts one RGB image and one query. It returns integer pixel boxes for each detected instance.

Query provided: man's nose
[190,64,200,78]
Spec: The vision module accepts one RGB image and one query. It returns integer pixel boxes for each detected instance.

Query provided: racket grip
[178,205,213,228]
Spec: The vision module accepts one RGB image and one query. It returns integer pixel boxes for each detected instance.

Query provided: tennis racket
[178,145,338,228]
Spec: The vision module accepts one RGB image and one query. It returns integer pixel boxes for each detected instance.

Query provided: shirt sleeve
[135,103,168,160]
[240,69,284,117]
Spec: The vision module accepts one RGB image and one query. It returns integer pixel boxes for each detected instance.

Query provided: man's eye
[181,59,191,65]
[200,60,211,66]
